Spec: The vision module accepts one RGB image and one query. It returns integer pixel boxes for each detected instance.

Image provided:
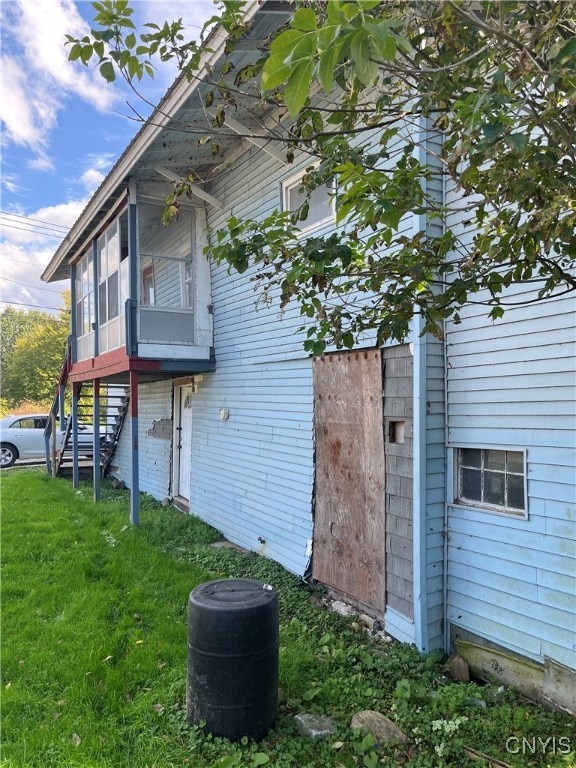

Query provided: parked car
[0,414,100,468]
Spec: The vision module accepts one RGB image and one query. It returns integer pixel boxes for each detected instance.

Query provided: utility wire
[0,221,66,240]
[0,211,70,232]
[0,300,67,312]
[1,277,63,293]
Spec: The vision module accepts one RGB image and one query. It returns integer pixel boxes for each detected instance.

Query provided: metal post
[129,369,139,525]
[93,379,101,501]
[72,383,80,488]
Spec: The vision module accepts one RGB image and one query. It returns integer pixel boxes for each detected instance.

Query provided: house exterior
[41,0,575,712]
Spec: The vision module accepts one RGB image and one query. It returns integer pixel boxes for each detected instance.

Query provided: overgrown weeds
[2,470,574,767]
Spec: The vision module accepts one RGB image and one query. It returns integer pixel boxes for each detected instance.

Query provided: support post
[93,379,101,501]
[72,383,80,488]
[129,369,139,525]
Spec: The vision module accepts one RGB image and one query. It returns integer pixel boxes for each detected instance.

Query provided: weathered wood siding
[444,181,576,668]
[312,350,386,614]
[382,344,414,619]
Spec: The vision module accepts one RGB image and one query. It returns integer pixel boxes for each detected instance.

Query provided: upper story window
[75,249,94,339]
[97,214,128,326]
[456,447,526,517]
[282,170,335,235]
[138,203,193,311]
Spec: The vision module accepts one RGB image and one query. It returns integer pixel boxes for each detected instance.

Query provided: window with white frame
[75,249,94,339]
[456,447,526,516]
[282,170,335,234]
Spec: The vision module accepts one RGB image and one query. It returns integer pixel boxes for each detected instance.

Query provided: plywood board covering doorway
[312,349,386,615]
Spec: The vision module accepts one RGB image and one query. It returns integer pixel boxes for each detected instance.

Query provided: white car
[0,414,99,468]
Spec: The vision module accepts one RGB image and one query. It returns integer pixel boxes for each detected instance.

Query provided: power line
[1,277,63,293]
[0,300,68,312]
[0,211,70,232]
[0,221,66,240]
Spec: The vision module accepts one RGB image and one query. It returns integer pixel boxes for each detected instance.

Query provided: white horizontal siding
[189,360,314,576]
[112,380,173,501]
[443,218,576,667]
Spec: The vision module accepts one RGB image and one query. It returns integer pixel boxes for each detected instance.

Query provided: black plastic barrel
[187,578,279,741]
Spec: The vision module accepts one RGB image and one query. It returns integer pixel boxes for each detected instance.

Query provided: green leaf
[504,133,528,152]
[251,754,270,767]
[318,43,340,93]
[292,7,317,31]
[99,60,116,82]
[269,29,308,56]
[284,60,313,116]
[261,53,292,90]
[125,32,136,49]
[68,43,83,62]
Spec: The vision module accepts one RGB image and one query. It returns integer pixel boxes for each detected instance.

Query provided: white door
[175,385,193,500]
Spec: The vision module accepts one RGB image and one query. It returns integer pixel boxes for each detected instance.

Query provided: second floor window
[282,170,335,235]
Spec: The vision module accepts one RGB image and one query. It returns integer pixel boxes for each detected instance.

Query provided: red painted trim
[69,348,130,382]
[129,370,138,417]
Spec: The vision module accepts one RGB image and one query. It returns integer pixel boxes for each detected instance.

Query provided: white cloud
[0,0,120,167]
[0,199,87,314]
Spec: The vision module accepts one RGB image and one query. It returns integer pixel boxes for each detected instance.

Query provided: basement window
[456,447,526,517]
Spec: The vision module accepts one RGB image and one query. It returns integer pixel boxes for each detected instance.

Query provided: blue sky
[0,0,216,314]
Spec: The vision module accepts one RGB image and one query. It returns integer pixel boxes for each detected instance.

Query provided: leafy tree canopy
[68,0,576,350]
[1,300,69,409]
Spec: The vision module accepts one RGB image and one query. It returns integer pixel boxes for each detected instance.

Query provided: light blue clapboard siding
[443,211,575,662]
[442,185,576,669]
[112,380,173,500]
[422,122,448,651]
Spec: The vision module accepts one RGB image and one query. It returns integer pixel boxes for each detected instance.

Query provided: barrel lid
[189,578,276,610]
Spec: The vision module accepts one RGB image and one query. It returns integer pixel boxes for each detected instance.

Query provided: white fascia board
[42,0,262,283]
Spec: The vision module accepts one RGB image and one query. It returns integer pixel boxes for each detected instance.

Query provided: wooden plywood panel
[312,350,386,614]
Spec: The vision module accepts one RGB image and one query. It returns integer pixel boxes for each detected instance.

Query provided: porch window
[137,203,195,344]
[74,248,95,360]
[456,447,526,517]
[97,212,129,353]
[282,170,335,235]
[141,265,155,306]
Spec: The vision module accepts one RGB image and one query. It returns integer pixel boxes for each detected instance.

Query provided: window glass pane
[461,467,481,500]
[99,281,107,324]
[87,253,93,293]
[83,297,90,335]
[308,182,333,223]
[16,418,35,429]
[119,260,129,314]
[507,451,524,474]
[460,448,481,468]
[141,265,155,306]
[287,182,303,212]
[507,475,525,509]
[485,449,506,471]
[108,273,119,319]
[107,220,119,272]
[76,301,83,337]
[484,471,505,505]
[97,235,106,279]
[184,260,193,307]
[88,290,95,326]
[284,175,333,231]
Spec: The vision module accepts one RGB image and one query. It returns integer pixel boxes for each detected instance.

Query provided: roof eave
[42,0,265,283]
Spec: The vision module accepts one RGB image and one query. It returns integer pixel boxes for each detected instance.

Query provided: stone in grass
[446,654,470,683]
[350,711,408,745]
[294,713,337,739]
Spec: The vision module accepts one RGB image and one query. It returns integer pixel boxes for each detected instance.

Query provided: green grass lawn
[1,470,575,768]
